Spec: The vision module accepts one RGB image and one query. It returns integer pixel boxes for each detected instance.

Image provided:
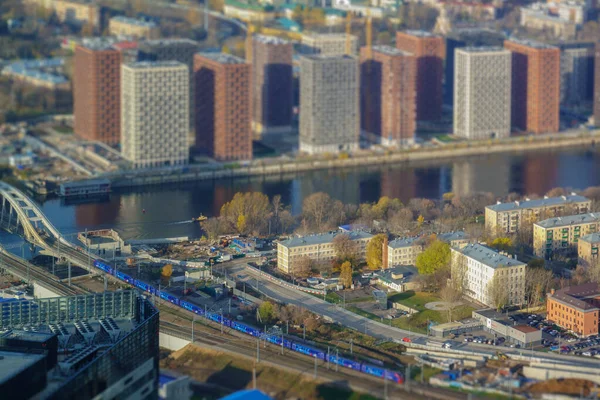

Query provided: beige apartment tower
[301,33,358,56]
[454,47,512,139]
[299,54,359,155]
[121,62,189,169]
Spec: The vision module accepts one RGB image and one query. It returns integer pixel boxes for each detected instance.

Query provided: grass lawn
[53,125,73,134]
[387,291,441,312]
[410,366,442,382]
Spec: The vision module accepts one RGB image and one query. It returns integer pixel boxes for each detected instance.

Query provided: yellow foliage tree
[161,264,173,278]
[222,45,231,54]
[186,8,202,26]
[366,234,386,270]
[236,214,247,233]
[417,214,425,227]
[340,261,353,288]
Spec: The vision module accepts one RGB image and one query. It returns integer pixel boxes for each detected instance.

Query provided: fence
[245,264,326,296]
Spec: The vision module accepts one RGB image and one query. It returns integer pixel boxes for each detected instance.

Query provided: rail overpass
[0,181,97,271]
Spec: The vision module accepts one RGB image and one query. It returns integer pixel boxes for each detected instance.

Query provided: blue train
[92,259,403,383]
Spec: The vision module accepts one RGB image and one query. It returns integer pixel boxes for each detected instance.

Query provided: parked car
[402,337,411,343]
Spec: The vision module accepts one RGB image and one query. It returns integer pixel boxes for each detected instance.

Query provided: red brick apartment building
[547,283,600,337]
[395,30,444,121]
[360,45,416,147]
[504,39,560,134]
[73,43,122,145]
[194,53,252,161]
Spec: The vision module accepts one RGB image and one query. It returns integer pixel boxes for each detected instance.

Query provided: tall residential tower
[121,62,189,168]
[250,35,294,137]
[360,45,416,146]
[504,39,560,134]
[453,47,511,139]
[299,55,359,154]
[396,30,445,121]
[194,53,252,161]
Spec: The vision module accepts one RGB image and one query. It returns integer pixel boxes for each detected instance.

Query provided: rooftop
[458,244,525,269]
[196,52,247,64]
[125,61,186,69]
[300,54,357,62]
[403,30,439,38]
[550,283,600,311]
[556,41,595,50]
[372,45,411,56]
[513,325,539,333]
[279,230,373,248]
[459,46,508,53]
[0,329,55,342]
[388,236,422,249]
[579,233,600,244]
[111,16,157,28]
[486,194,589,212]
[142,38,199,48]
[377,265,419,284]
[302,32,351,40]
[506,38,557,50]
[437,231,469,244]
[0,351,45,385]
[535,212,600,229]
[254,34,289,45]
[80,37,119,51]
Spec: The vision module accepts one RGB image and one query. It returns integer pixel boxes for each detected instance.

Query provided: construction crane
[345,13,352,56]
[246,24,255,63]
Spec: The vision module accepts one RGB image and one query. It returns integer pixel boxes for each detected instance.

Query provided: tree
[388,208,414,234]
[333,233,359,265]
[417,214,425,227]
[439,284,461,322]
[340,261,353,288]
[366,234,387,270]
[257,301,275,323]
[416,240,450,275]
[572,265,589,285]
[524,267,554,309]
[186,7,202,26]
[490,237,513,252]
[220,192,271,235]
[80,23,94,36]
[293,256,312,278]
[161,264,173,282]
[587,259,600,283]
[201,217,228,241]
[487,273,508,311]
[302,192,334,231]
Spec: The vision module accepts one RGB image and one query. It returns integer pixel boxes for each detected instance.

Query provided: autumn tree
[366,234,387,270]
[490,237,513,252]
[388,208,414,234]
[220,192,271,235]
[333,233,359,266]
[293,256,312,278]
[201,217,228,241]
[340,261,353,288]
[302,192,345,232]
[161,264,173,283]
[415,240,450,275]
[439,283,461,322]
[257,301,276,323]
[186,7,202,26]
[487,274,508,311]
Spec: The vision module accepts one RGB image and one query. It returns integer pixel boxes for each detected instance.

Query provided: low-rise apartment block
[579,233,600,267]
[54,0,99,28]
[547,283,600,337]
[277,231,372,275]
[485,194,591,234]
[109,16,160,39]
[387,231,470,267]
[534,213,600,259]
[452,244,526,308]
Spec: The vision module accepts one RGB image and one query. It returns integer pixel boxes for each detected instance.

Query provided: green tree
[258,301,275,323]
[366,234,387,270]
[415,240,450,275]
[340,261,353,288]
[490,237,512,252]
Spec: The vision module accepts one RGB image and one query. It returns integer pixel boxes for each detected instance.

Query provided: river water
[21,147,600,241]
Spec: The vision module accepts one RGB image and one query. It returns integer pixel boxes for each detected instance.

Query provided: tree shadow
[315,381,356,400]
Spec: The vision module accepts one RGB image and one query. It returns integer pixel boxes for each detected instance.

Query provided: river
[19,146,600,241]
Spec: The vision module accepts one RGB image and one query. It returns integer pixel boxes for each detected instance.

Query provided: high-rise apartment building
[444,29,506,106]
[453,47,511,139]
[300,33,358,56]
[396,30,444,121]
[558,42,594,106]
[194,53,252,161]
[121,62,189,168]
[360,45,416,146]
[504,39,560,134]
[594,43,600,125]
[73,42,122,145]
[299,54,359,155]
[138,39,199,132]
[251,35,293,137]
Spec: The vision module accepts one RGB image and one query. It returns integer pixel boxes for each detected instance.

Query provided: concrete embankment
[105,132,599,188]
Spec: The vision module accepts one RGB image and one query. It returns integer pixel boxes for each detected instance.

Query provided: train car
[362,364,386,378]
[283,338,293,349]
[93,260,113,275]
[291,343,325,359]
[159,291,180,305]
[135,280,156,295]
[231,322,260,337]
[115,271,135,285]
[334,357,361,371]
[385,370,404,384]
[180,300,203,315]
[265,335,282,345]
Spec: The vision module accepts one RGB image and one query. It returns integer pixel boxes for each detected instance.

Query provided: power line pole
[384,370,388,400]
[327,346,330,370]
[256,338,260,362]
[314,355,317,378]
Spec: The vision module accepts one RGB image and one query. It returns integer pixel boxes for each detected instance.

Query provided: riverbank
[107,131,600,189]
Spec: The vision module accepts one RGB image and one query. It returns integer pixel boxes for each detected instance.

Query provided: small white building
[451,244,526,308]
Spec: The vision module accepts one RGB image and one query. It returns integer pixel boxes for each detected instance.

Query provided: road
[225,263,600,368]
